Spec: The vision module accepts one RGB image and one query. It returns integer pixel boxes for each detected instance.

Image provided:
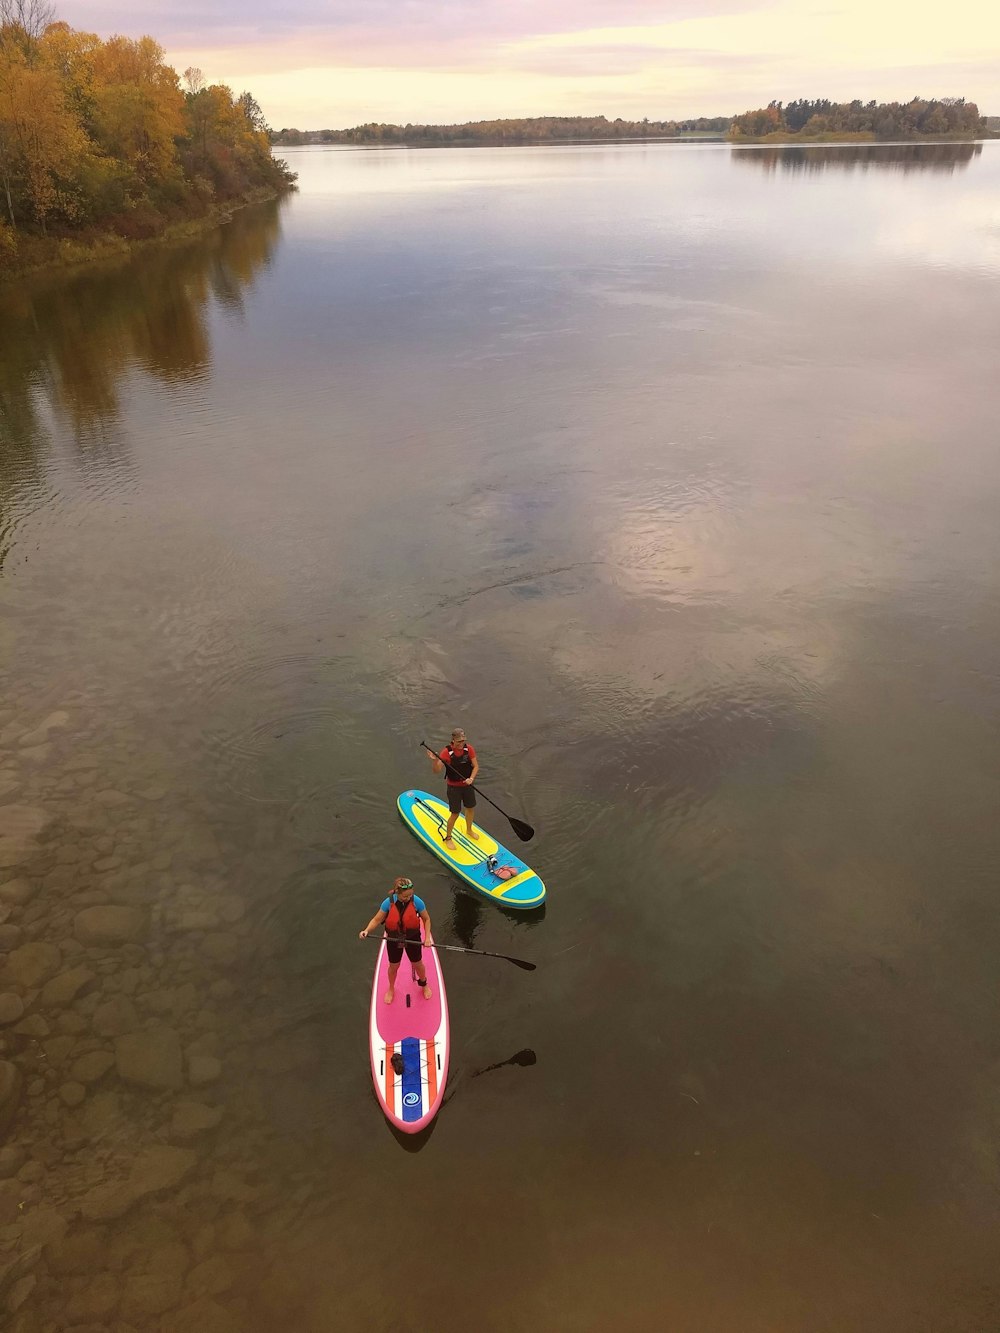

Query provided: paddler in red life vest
[428,727,480,849]
[359,877,434,1004]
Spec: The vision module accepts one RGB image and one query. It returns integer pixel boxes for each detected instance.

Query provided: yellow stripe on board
[495,868,537,897]
[410,798,500,866]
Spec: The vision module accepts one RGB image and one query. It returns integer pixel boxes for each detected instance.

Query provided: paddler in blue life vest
[359,877,433,1004]
[429,727,480,849]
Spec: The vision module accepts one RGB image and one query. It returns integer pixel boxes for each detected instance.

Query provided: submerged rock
[92,996,140,1038]
[0,879,34,906]
[169,1101,224,1142]
[129,1144,198,1198]
[58,1081,86,1107]
[0,806,50,868]
[2,941,61,989]
[0,1060,23,1137]
[115,1028,184,1089]
[73,906,145,947]
[70,1050,115,1085]
[61,1268,120,1323]
[185,1255,234,1300]
[187,1055,221,1087]
[39,966,98,1009]
[79,1144,197,1222]
[17,711,70,748]
[160,1297,240,1333]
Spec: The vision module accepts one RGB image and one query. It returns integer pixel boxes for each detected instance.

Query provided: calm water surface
[1,140,999,1331]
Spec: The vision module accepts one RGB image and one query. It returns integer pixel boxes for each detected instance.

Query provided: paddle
[420,740,535,842]
[367,933,536,972]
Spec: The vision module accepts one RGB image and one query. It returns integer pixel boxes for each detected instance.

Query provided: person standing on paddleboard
[359,877,434,1004]
[429,727,480,849]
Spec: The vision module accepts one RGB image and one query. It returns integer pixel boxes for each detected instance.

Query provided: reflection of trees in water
[733,142,982,174]
[0,198,285,466]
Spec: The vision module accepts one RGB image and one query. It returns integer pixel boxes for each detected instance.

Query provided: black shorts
[387,937,422,965]
[447,784,477,814]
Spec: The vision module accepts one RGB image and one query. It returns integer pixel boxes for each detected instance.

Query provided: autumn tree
[89,35,184,193]
[0,32,90,229]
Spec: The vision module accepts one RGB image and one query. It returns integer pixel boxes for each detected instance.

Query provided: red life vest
[385,894,420,938]
[441,743,475,786]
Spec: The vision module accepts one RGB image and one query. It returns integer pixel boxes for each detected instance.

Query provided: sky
[63,0,1000,129]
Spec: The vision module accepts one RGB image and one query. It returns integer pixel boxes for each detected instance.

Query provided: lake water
[1,139,999,1331]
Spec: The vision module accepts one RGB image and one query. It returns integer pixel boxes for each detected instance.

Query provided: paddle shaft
[368,932,536,972]
[420,740,534,842]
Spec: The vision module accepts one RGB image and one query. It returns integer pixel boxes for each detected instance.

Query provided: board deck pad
[369,923,448,1133]
[397,789,546,910]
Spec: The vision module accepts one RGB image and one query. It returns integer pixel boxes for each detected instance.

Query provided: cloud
[58,0,1000,127]
[63,0,760,52]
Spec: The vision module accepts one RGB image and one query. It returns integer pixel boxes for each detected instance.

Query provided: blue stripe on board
[400,1037,423,1122]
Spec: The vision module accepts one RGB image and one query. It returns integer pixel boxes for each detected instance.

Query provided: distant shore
[278,131,998,152]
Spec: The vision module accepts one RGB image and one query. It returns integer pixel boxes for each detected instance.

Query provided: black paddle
[367,932,536,972]
[420,740,535,842]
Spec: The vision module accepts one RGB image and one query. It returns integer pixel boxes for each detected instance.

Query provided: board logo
[402,1092,421,1108]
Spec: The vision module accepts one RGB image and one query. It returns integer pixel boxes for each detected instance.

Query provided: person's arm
[359,908,387,939]
[430,750,444,775]
[467,749,479,784]
[419,908,433,945]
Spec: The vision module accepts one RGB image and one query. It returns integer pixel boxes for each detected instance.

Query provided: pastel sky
[64,0,1000,129]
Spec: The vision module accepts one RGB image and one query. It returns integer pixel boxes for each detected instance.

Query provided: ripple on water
[602,462,744,605]
[197,648,380,842]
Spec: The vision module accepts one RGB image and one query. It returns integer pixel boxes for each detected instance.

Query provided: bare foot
[383,989,394,1004]
[444,838,456,849]
[421,984,433,1000]
[467,829,479,841]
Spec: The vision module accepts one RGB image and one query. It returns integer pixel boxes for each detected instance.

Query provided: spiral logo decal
[402,1092,421,1108]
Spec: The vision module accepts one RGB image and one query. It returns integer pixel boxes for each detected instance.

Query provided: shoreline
[0,186,293,286]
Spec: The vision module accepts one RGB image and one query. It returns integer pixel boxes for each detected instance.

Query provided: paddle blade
[508,817,535,842]
[508,957,537,971]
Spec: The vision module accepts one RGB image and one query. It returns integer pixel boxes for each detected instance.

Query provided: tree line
[273,114,732,147]
[0,0,295,271]
[730,97,987,140]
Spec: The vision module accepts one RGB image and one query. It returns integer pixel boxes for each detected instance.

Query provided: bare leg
[384,961,399,1004]
[443,809,458,848]
[415,961,432,1000]
[465,807,479,841]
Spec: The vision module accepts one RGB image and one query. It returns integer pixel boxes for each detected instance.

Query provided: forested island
[0,0,296,278]
[730,97,990,140]
[274,97,996,150]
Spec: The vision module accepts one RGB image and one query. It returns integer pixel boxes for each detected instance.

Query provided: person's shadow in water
[450,886,483,949]
[449,884,546,948]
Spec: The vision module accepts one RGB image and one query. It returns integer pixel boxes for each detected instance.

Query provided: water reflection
[0,198,285,460]
[733,141,983,173]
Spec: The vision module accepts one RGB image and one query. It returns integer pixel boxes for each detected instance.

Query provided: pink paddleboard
[368,926,449,1133]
